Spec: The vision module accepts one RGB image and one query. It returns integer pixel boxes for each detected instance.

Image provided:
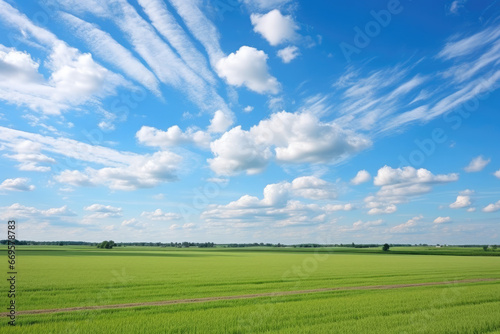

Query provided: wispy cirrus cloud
[54,0,231,116]
[322,23,500,137]
[167,0,225,67]
[137,0,216,85]
[59,12,161,95]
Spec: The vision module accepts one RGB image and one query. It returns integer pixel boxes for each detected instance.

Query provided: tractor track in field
[7,278,498,316]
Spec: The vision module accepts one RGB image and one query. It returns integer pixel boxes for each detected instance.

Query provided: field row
[5,281,500,333]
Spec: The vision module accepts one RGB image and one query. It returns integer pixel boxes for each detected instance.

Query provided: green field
[2,246,500,333]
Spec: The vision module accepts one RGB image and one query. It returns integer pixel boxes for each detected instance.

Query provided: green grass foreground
[1,246,500,333]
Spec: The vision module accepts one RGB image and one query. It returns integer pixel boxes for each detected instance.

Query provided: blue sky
[0,0,499,244]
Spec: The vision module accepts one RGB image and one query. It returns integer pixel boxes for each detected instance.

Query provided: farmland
[2,246,500,333]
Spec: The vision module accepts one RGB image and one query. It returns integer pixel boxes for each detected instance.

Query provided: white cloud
[351,170,371,185]
[84,204,122,214]
[0,203,75,220]
[137,0,216,85]
[291,176,337,200]
[368,204,397,215]
[209,126,273,175]
[121,218,148,229]
[206,177,229,184]
[449,191,472,209]
[55,151,182,191]
[3,139,56,171]
[339,219,383,232]
[216,46,280,94]
[136,125,211,149]
[168,0,225,66]
[0,127,114,166]
[208,110,234,133]
[0,43,126,115]
[140,209,181,221]
[434,216,452,224]
[329,23,500,134]
[183,223,196,229]
[209,111,371,175]
[83,204,123,220]
[464,155,490,172]
[243,106,254,113]
[0,127,183,190]
[374,166,458,186]
[449,0,466,14]
[324,203,354,212]
[59,12,161,95]
[250,10,298,46]
[495,170,500,179]
[60,0,229,113]
[0,178,35,191]
[0,0,129,115]
[169,224,180,230]
[438,26,500,60]
[483,200,500,213]
[202,176,338,227]
[277,46,300,63]
[390,215,423,233]
[366,166,458,215]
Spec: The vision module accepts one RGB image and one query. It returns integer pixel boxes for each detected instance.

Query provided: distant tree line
[1,240,498,250]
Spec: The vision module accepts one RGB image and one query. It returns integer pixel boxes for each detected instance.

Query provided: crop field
[2,246,500,333]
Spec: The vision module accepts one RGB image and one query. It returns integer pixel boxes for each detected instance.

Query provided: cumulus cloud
[55,151,182,191]
[291,176,337,200]
[250,10,298,46]
[482,200,500,213]
[434,216,452,224]
[449,190,473,209]
[140,209,181,221]
[0,41,126,115]
[209,111,371,175]
[216,46,280,94]
[277,46,300,63]
[351,170,371,185]
[390,215,423,233]
[136,125,211,149]
[244,106,254,113]
[202,176,339,227]
[84,204,122,218]
[82,204,122,222]
[208,110,234,133]
[374,166,458,186]
[0,178,35,191]
[339,219,383,232]
[367,204,397,215]
[494,169,500,179]
[3,140,56,172]
[0,203,76,220]
[324,203,354,212]
[464,155,490,172]
[121,218,148,229]
[209,126,273,175]
[366,166,458,215]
